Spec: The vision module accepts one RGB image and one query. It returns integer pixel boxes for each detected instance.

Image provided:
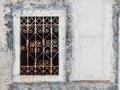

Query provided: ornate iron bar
[20,16,59,75]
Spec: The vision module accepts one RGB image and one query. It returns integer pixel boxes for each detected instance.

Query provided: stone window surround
[13,9,66,82]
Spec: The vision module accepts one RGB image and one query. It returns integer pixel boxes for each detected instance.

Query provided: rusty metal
[20,16,59,75]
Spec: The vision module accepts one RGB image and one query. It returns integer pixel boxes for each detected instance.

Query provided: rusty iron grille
[20,16,59,75]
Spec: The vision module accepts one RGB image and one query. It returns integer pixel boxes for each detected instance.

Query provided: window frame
[13,9,66,82]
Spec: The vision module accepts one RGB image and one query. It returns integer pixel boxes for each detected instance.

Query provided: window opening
[20,16,59,75]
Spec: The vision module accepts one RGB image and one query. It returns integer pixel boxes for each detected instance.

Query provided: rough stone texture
[113,4,119,89]
[0,0,13,90]
[0,0,119,90]
[115,0,120,3]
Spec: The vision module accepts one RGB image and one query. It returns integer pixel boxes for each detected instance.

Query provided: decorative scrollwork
[28,26,34,33]
[29,47,34,53]
[20,16,59,75]
[21,26,27,33]
[46,40,51,45]
[53,47,58,53]
[37,27,43,33]
[53,39,57,45]
[44,28,50,33]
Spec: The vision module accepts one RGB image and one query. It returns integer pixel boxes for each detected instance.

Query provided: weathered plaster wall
[70,0,115,82]
[0,0,119,90]
[0,0,12,90]
[115,0,120,3]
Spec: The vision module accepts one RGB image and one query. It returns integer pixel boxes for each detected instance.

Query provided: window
[20,16,59,75]
[13,10,66,82]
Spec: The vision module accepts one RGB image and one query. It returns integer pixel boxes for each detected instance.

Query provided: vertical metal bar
[35,17,37,74]
[50,17,53,75]
[26,17,29,75]
[42,17,45,75]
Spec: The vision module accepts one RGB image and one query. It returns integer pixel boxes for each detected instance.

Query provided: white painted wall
[70,0,114,81]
